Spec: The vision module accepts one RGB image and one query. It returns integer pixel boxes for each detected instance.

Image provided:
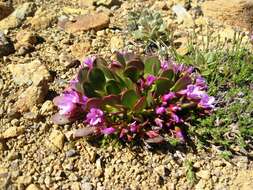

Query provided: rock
[14,81,49,112]
[202,0,253,31]
[7,60,51,85]
[15,30,38,55]
[40,100,54,115]
[81,182,93,190]
[59,52,80,68]
[2,126,25,139]
[0,32,15,57]
[59,12,110,33]
[49,130,65,149]
[16,175,32,186]
[71,182,81,190]
[26,184,41,190]
[96,0,120,7]
[110,36,124,53]
[196,170,211,180]
[66,149,77,157]
[70,41,91,61]
[174,37,188,55]
[62,7,88,15]
[28,8,56,30]
[0,2,36,30]
[0,2,14,20]
[172,4,194,27]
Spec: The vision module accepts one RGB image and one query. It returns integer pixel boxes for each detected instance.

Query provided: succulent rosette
[53,52,215,143]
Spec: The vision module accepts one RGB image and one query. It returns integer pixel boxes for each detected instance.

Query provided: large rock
[1,126,25,139]
[0,2,36,30]
[28,8,56,30]
[14,81,49,112]
[0,32,15,57]
[0,2,14,20]
[202,0,253,31]
[7,60,51,85]
[59,12,109,33]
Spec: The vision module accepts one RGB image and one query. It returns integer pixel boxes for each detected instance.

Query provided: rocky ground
[0,0,253,189]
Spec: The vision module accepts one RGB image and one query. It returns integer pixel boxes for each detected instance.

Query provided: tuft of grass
[185,159,196,184]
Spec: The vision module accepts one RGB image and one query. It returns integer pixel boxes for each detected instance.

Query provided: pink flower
[161,60,169,70]
[162,92,176,103]
[195,76,207,89]
[169,104,181,112]
[146,130,159,138]
[198,94,215,109]
[145,75,156,86]
[179,85,205,100]
[120,128,128,138]
[53,90,87,116]
[155,118,163,128]
[129,121,139,132]
[156,107,166,115]
[82,56,95,69]
[86,108,104,126]
[101,127,116,135]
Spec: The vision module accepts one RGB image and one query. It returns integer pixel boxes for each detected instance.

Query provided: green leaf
[155,77,173,95]
[77,68,89,82]
[171,75,192,92]
[85,98,103,110]
[133,96,146,111]
[105,80,121,95]
[144,56,161,75]
[161,69,175,81]
[121,90,139,109]
[88,68,106,90]
[103,95,121,106]
[83,82,99,97]
[115,52,126,67]
[124,66,140,82]
[127,58,144,71]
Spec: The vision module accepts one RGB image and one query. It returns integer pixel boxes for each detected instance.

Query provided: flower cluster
[53,52,215,143]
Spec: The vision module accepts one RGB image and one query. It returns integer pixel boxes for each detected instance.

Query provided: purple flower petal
[101,127,116,135]
[156,107,166,115]
[145,75,156,86]
[155,118,163,128]
[162,92,176,103]
[129,121,138,132]
[82,56,95,69]
[86,108,104,126]
[198,94,215,109]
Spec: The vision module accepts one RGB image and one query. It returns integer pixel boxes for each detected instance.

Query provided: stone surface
[172,4,194,27]
[196,170,211,180]
[70,41,91,61]
[8,60,51,85]
[49,130,65,149]
[0,2,36,30]
[59,12,110,33]
[14,81,49,112]
[0,2,14,20]
[26,184,41,190]
[28,8,56,30]
[110,36,124,53]
[0,32,15,57]
[15,30,38,54]
[1,126,25,139]
[202,0,253,31]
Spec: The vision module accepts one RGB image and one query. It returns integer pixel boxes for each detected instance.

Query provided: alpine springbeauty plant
[52,52,215,143]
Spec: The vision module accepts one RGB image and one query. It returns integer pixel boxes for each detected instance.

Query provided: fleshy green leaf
[133,96,146,111]
[155,77,173,95]
[103,95,121,106]
[88,68,106,90]
[115,52,126,67]
[127,58,144,71]
[77,68,89,82]
[86,98,103,110]
[171,75,192,92]
[83,82,99,97]
[124,66,140,83]
[161,69,175,81]
[105,80,121,95]
[121,90,139,109]
[144,56,161,75]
